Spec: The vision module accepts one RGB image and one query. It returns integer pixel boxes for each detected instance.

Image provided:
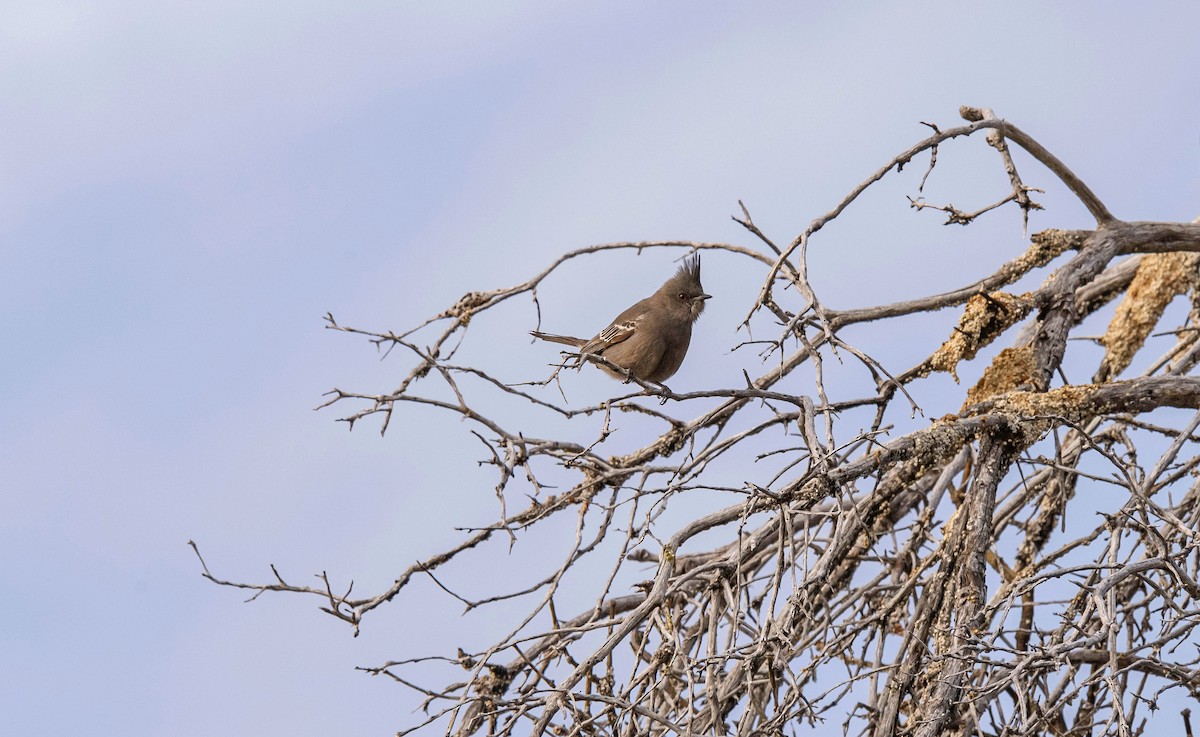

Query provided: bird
[531,254,711,384]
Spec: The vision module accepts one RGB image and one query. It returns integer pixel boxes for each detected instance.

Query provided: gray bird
[531,254,711,384]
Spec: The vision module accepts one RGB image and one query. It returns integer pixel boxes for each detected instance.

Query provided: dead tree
[193,106,1200,737]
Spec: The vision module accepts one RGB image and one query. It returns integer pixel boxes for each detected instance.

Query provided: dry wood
[194,107,1200,737]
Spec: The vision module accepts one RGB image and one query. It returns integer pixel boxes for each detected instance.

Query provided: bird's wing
[578,315,641,356]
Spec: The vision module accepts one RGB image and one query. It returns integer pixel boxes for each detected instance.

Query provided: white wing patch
[579,314,642,356]
[595,319,638,345]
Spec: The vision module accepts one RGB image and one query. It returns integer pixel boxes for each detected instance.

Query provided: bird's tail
[530,330,585,348]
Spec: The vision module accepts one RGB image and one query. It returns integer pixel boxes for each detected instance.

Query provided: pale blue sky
[3,3,1198,735]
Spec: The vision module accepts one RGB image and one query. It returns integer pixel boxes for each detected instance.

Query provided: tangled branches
[195,107,1200,737]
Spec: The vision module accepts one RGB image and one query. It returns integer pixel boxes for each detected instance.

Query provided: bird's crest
[664,254,703,293]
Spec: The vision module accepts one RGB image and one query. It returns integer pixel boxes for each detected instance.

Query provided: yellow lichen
[963,346,1037,407]
[1023,229,1086,270]
[1095,252,1200,381]
[929,292,1031,380]
[992,383,1099,418]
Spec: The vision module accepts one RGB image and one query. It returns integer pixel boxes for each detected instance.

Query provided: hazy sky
[3,3,1199,735]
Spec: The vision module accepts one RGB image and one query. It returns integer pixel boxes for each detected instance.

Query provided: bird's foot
[654,382,673,404]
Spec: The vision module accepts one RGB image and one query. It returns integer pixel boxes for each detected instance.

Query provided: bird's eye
[678,292,687,300]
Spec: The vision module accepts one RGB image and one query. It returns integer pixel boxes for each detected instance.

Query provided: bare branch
[198,107,1200,737]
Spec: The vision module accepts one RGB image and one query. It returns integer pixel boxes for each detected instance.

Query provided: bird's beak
[697,293,712,301]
